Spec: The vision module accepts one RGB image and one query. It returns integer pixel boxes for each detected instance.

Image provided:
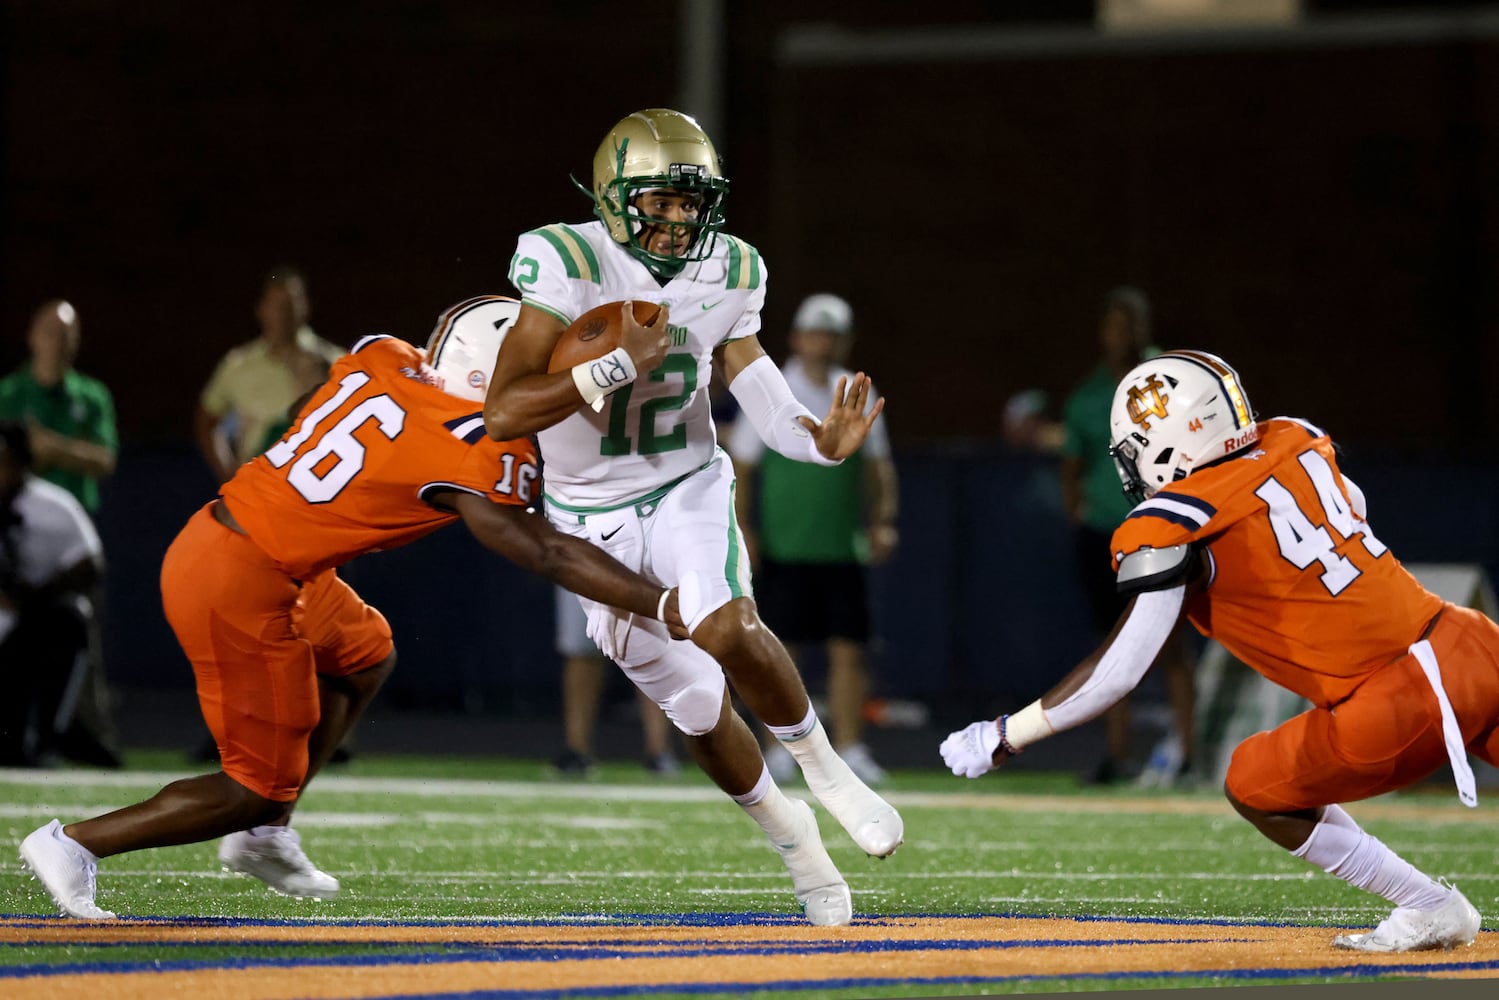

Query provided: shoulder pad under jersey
[1116,543,1195,594]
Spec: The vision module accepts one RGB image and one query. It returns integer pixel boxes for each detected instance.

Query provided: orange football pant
[160,503,392,801]
[1227,604,1499,812]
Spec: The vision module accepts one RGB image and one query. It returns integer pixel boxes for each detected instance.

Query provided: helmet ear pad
[424,296,523,403]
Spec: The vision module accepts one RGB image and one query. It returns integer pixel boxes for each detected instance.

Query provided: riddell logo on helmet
[1223,426,1258,454]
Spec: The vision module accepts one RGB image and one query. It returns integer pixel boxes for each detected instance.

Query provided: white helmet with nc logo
[1108,349,1258,503]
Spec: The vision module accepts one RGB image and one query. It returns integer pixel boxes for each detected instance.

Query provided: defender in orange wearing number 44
[943,349,1499,953]
[19,296,684,921]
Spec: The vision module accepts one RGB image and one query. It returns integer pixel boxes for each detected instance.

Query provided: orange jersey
[1110,417,1442,708]
[222,335,538,579]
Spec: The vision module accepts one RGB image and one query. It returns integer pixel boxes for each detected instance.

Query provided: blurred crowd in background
[5,1,1499,781]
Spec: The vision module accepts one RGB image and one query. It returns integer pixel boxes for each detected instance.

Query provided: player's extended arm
[483,304,670,440]
[446,491,685,634]
[940,576,1190,779]
[720,336,882,466]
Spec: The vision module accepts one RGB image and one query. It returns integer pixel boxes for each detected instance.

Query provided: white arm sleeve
[1043,584,1186,733]
[727,354,841,467]
[725,411,766,465]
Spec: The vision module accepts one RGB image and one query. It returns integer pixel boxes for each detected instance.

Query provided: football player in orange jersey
[19,297,685,920]
[942,349,1497,953]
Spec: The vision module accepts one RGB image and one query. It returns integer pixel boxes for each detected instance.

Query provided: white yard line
[73,867,1499,882]
[2,768,1490,824]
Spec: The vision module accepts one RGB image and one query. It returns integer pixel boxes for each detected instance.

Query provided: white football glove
[940,719,1002,779]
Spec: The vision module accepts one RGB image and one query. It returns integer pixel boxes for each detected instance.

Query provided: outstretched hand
[798,373,884,463]
[940,719,1006,779]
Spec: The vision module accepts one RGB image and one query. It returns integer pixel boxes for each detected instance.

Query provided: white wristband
[1003,700,1055,751]
[656,588,671,623]
[572,348,637,412]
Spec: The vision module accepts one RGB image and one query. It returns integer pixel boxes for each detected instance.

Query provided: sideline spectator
[0,301,121,767]
[0,422,106,767]
[728,293,898,786]
[1059,287,1196,786]
[195,266,341,484]
[0,301,117,513]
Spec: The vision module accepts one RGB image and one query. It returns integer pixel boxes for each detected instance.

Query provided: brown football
[547,300,664,374]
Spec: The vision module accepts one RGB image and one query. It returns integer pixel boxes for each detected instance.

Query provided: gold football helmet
[582,108,729,268]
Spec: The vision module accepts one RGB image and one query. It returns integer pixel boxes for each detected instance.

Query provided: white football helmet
[1108,349,1258,502]
[423,295,522,402]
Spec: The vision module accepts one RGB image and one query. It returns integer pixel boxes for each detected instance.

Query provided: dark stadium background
[3,1,1497,760]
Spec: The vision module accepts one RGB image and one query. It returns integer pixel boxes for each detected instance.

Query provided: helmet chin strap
[636,251,689,284]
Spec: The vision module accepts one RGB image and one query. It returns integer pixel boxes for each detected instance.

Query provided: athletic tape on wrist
[656,588,671,623]
[573,348,637,412]
[1002,700,1054,752]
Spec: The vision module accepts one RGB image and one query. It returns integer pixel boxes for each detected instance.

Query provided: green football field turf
[2,752,1494,996]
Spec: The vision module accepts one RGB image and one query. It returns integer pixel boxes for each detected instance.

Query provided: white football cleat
[1332,885,1481,952]
[774,799,852,926]
[20,819,116,920]
[219,827,340,899]
[796,747,903,858]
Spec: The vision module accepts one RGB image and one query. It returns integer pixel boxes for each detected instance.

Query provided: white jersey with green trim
[509,220,766,510]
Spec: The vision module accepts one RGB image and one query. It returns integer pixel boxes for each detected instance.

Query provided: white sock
[778,716,831,763]
[731,765,772,808]
[765,703,818,742]
[249,825,289,838]
[733,765,800,845]
[1291,804,1450,911]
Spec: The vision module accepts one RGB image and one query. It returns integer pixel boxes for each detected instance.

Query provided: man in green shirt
[1060,287,1194,786]
[0,301,117,514]
[729,294,899,786]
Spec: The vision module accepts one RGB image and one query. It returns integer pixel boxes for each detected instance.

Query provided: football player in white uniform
[484,108,902,925]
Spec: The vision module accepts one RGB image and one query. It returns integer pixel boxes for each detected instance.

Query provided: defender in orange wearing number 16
[943,349,1499,953]
[19,296,684,920]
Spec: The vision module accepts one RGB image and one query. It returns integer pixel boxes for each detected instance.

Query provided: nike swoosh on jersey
[601,525,624,541]
[701,299,725,311]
